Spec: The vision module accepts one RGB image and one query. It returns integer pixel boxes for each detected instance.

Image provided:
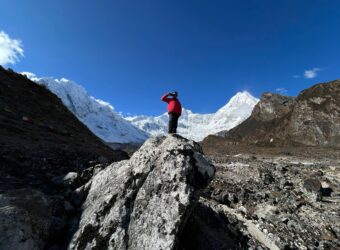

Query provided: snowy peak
[127,91,259,141]
[213,91,259,119]
[22,72,148,144]
[216,91,258,113]
[21,72,259,143]
[228,91,258,106]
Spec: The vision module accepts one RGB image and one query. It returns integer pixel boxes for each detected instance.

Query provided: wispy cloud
[304,68,321,79]
[293,67,322,79]
[0,31,24,65]
[276,87,287,94]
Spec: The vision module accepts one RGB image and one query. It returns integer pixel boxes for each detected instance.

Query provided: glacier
[125,91,259,141]
[22,72,148,144]
[22,72,258,143]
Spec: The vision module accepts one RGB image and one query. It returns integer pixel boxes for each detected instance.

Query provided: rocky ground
[198,144,340,249]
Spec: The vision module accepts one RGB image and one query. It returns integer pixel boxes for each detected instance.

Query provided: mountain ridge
[203,80,340,147]
[22,72,149,144]
[126,91,259,141]
[23,72,258,143]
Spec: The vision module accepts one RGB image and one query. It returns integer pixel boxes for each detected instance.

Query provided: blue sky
[1,0,339,115]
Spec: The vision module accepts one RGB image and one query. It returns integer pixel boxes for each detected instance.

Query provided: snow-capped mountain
[22,72,258,143]
[22,72,148,144]
[125,91,259,141]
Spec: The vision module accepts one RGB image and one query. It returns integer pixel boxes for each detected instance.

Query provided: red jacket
[161,94,182,115]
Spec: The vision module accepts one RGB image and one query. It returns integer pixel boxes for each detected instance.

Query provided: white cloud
[276,87,287,94]
[0,31,24,65]
[304,68,321,79]
[21,71,36,78]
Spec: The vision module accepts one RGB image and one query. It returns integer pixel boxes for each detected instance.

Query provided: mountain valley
[1,67,339,250]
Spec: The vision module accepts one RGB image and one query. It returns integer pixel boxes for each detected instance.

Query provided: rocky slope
[199,148,340,250]
[206,80,340,147]
[0,67,127,178]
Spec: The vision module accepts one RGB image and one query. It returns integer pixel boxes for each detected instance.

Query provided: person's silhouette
[161,91,182,134]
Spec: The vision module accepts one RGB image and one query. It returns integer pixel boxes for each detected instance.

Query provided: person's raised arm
[161,93,171,103]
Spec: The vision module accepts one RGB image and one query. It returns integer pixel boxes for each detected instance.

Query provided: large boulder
[69,135,215,250]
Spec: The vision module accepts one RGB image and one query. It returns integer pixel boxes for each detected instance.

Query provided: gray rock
[289,80,340,146]
[63,172,79,188]
[252,92,296,122]
[51,172,80,190]
[303,178,322,193]
[0,188,50,250]
[303,178,322,201]
[69,135,215,250]
[70,181,92,206]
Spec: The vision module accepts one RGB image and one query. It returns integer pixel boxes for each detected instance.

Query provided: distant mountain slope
[126,91,259,141]
[23,72,148,144]
[204,80,340,147]
[0,67,127,177]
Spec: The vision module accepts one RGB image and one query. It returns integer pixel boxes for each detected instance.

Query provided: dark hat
[171,91,178,97]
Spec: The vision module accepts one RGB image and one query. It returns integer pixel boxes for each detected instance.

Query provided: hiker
[161,91,182,134]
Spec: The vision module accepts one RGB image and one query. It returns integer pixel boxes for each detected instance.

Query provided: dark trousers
[168,112,179,134]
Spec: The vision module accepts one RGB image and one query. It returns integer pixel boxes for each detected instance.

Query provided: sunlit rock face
[251,92,295,122]
[288,80,340,146]
[210,80,340,147]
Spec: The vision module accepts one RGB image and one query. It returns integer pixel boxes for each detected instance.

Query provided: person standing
[161,91,182,134]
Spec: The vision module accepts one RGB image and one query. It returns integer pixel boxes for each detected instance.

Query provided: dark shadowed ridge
[0,66,128,179]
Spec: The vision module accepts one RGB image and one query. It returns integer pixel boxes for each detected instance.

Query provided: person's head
[171,91,178,98]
